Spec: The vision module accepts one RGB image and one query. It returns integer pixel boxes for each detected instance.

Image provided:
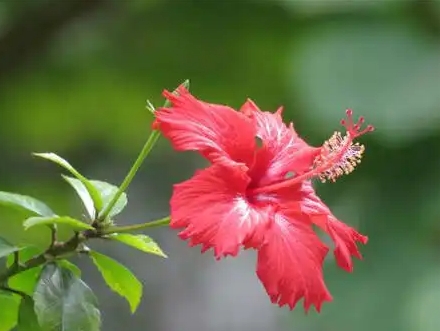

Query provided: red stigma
[341,109,374,138]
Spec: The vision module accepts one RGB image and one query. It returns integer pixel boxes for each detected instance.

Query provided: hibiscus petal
[170,163,270,259]
[153,87,256,168]
[240,100,319,185]
[299,181,368,272]
[324,215,368,271]
[256,213,332,312]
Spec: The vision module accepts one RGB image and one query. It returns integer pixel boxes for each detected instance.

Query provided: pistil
[251,110,374,194]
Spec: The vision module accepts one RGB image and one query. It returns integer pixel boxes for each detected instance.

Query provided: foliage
[0,83,189,330]
[0,153,167,330]
[0,0,439,330]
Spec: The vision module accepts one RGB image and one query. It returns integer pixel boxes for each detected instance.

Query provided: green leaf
[91,180,128,219]
[62,176,128,219]
[62,176,95,220]
[0,237,21,258]
[57,260,81,277]
[0,293,20,331]
[33,263,101,331]
[23,216,94,231]
[33,153,103,212]
[0,191,55,217]
[0,289,12,298]
[8,267,43,296]
[110,233,167,258]
[89,250,142,313]
[17,296,43,331]
[6,246,42,266]
[6,247,43,295]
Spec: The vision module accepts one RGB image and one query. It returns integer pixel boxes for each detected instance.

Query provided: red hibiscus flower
[153,86,373,312]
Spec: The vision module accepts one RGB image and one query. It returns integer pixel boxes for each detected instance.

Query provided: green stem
[0,254,45,284]
[0,80,189,285]
[98,129,161,221]
[102,216,170,234]
[0,286,29,298]
[98,79,189,221]
[0,232,86,283]
[12,251,20,269]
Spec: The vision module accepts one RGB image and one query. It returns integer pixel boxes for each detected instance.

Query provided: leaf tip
[158,251,168,258]
[129,297,142,314]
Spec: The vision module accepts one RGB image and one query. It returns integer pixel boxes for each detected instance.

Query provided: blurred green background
[1,0,440,330]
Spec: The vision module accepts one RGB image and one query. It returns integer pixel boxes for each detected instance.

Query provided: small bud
[181,79,190,90]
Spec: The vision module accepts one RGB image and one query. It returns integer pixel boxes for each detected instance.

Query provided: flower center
[251,109,374,194]
[314,131,365,183]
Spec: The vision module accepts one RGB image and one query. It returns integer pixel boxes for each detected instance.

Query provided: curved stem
[98,129,161,221]
[0,80,188,285]
[0,232,87,283]
[98,79,189,221]
[102,216,171,234]
[0,286,29,298]
[0,254,46,284]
